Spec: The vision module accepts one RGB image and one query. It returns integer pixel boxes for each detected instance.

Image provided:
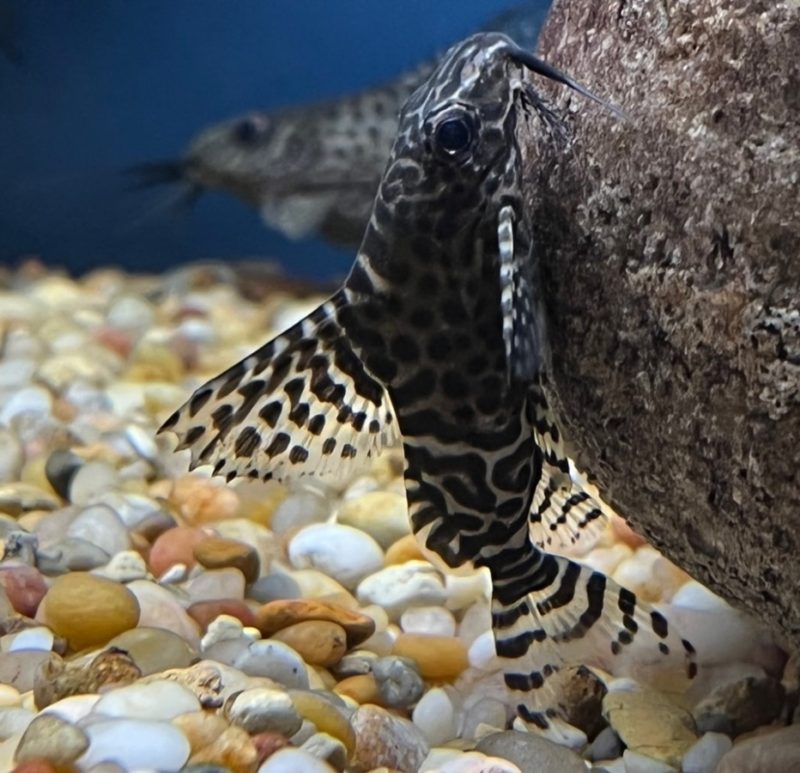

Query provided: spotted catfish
[160,33,696,727]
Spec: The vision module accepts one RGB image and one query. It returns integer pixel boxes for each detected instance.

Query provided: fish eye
[434,115,474,157]
[233,116,267,144]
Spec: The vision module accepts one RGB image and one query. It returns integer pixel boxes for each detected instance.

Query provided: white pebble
[201,614,245,650]
[270,491,329,536]
[41,694,101,723]
[412,687,457,746]
[356,561,447,618]
[92,549,148,582]
[92,679,200,720]
[288,523,384,589]
[0,706,35,738]
[682,732,733,773]
[468,630,499,671]
[401,606,456,637]
[582,543,633,576]
[0,359,36,390]
[444,570,491,611]
[106,294,155,332]
[67,504,131,556]
[227,688,302,735]
[126,580,201,648]
[0,386,52,424]
[233,639,309,689]
[77,718,190,770]
[4,627,54,653]
[185,567,246,602]
[671,581,730,611]
[258,747,336,773]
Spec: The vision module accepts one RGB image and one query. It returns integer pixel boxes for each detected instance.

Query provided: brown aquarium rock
[528,0,799,646]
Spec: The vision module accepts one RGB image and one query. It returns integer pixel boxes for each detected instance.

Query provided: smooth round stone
[476,731,587,773]
[269,491,329,537]
[412,687,457,745]
[189,600,258,632]
[189,723,258,771]
[77,718,190,770]
[0,386,52,426]
[336,491,410,549]
[186,568,246,603]
[426,750,521,773]
[36,536,111,573]
[461,697,508,740]
[106,294,155,332]
[0,566,47,617]
[350,704,429,773]
[356,561,447,618]
[92,679,200,720]
[171,710,230,754]
[249,573,302,604]
[126,580,200,647]
[287,569,348,599]
[194,536,260,585]
[14,713,88,765]
[586,725,623,762]
[256,598,375,649]
[0,651,54,693]
[392,634,469,681]
[288,523,384,589]
[258,747,336,773]
[232,640,309,689]
[271,621,347,668]
[623,749,677,773]
[43,450,83,500]
[334,673,380,705]
[2,626,54,653]
[0,428,24,483]
[0,685,21,708]
[444,571,491,611]
[373,656,425,709]
[401,606,457,637]
[40,573,140,651]
[384,534,425,565]
[0,705,35,738]
[212,518,279,576]
[92,549,148,583]
[226,688,302,736]
[682,732,733,773]
[39,694,100,724]
[0,483,59,517]
[149,526,207,576]
[458,601,492,646]
[289,690,355,753]
[68,461,121,506]
[301,731,348,770]
[123,423,159,463]
[468,630,498,671]
[108,626,196,675]
[66,504,131,556]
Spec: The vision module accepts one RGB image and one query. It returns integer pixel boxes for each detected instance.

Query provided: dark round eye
[435,116,473,156]
[233,116,266,144]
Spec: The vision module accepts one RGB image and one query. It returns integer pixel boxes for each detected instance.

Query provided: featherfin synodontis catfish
[160,33,695,728]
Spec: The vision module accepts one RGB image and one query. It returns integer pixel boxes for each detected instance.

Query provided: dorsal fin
[159,291,397,483]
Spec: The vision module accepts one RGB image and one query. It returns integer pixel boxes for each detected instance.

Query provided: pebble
[36,536,112,573]
[622,749,678,772]
[586,725,623,762]
[373,655,425,709]
[0,651,52,694]
[287,568,349,599]
[67,460,120,506]
[602,689,697,767]
[400,605,457,637]
[2,627,54,653]
[356,561,448,618]
[107,626,197,675]
[92,678,200,720]
[186,568,247,603]
[336,491,410,548]
[289,690,355,753]
[258,747,336,773]
[226,687,302,736]
[189,723,258,770]
[232,639,309,689]
[412,687,457,745]
[148,525,208,576]
[288,523,384,589]
[39,573,140,651]
[0,483,59,517]
[66,503,131,556]
[553,664,608,738]
[269,490,329,536]
[270,620,348,668]
[77,718,191,770]
[0,387,53,426]
[334,673,380,705]
[476,730,587,773]
[212,517,279,575]
[444,571,491,611]
[681,731,733,773]
[188,599,258,631]
[301,731,348,770]
[0,566,48,617]
[125,579,201,646]
[717,724,800,773]
[38,694,100,723]
[171,710,229,754]
[92,549,148,582]
[461,697,508,740]
[392,633,469,681]
[0,685,20,708]
[194,535,261,584]
[384,533,426,565]
[0,428,24,483]
[249,572,302,604]
[692,675,784,735]
[255,598,375,648]
[13,713,89,765]
[0,706,35,739]
[350,704,430,773]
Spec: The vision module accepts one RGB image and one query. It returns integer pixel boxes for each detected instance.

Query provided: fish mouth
[123,159,206,209]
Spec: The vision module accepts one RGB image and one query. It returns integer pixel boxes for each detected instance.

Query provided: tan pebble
[290,690,356,753]
[384,535,425,565]
[170,476,241,524]
[19,457,57,498]
[148,526,207,576]
[172,711,230,753]
[193,536,260,584]
[40,573,140,651]
[392,634,468,682]
[314,668,338,691]
[334,673,380,705]
[14,713,88,765]
[189,723,258,772]
[271,621,347,668]
[0,685,21,707]
[611,514,647,548]
[256,599,375,648]
[336,491,410,549]
[237,481,288,527]
[107,626,197,676]
[126,342,184,382]
[318,591,360,611]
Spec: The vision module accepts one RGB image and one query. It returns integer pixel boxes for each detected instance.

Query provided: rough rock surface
[529,0,800,646]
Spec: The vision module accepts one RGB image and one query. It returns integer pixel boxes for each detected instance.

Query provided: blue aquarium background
[0,0,550,279]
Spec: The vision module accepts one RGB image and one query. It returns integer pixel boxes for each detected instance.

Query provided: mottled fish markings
[130,5,546,249]
[161,32,696,728]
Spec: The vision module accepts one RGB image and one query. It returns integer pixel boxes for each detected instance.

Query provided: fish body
[162,32,695,728]
[132,4,547,249]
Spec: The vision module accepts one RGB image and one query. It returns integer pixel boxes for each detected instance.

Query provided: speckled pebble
[226,687,302,736]
[373,655,425,709]
[350,704,429,773]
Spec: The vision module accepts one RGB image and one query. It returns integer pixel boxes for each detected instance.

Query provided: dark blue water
[0,0,548,279]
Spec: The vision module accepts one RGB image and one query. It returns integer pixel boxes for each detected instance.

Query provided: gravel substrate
[0,261,795,773]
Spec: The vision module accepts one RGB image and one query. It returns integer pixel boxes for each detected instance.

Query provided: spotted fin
[498,204,540,382]
[527,384,610,550]
[492,552,698,729]
[158,291,397,482]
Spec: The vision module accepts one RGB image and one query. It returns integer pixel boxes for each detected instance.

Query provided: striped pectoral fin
[158,290,397,483]
[492,552,697,729]
[527,384,610,551]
